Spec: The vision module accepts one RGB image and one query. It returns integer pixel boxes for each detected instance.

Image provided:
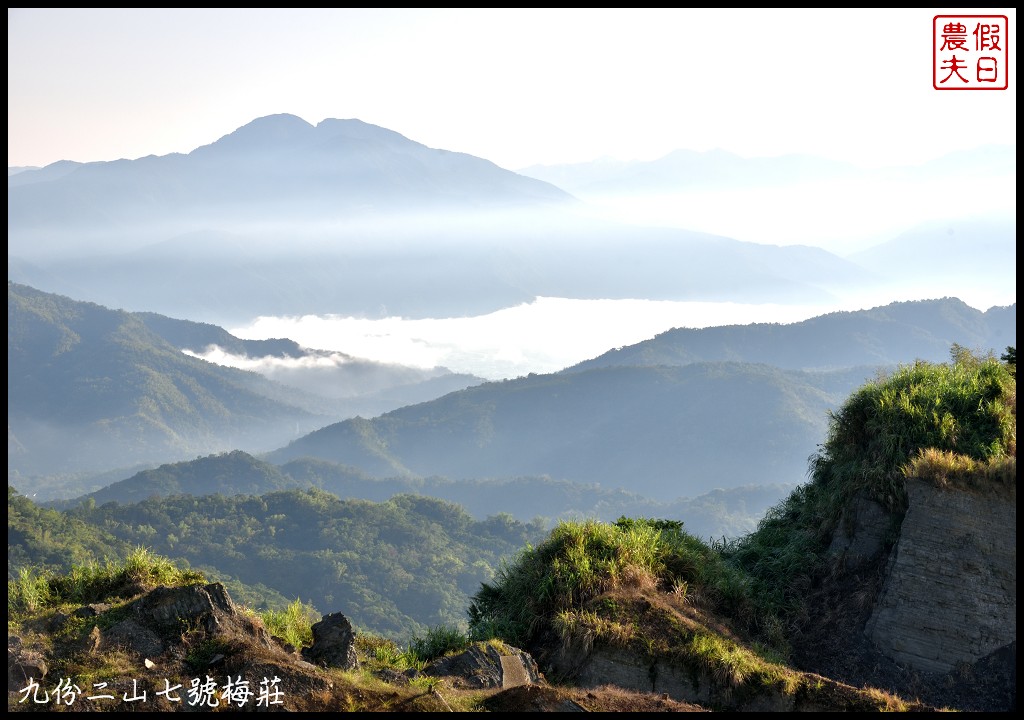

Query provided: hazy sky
[7,8,1017,171]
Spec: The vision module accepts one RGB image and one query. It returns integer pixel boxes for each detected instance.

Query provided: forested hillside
[53,449,792,540]
[10,486,546,640]
[8,282,335,482]
[9,347,1014,712]
[267,362,878,499]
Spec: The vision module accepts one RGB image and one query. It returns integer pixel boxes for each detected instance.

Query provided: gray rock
[101,618,164,658]
[303,612,359,670]
[866,479,1016,673]
[73,603,111,618]
[426,642,542,689]
[827,491,895,571]
[135,582,235,631]
[8,645,48,692]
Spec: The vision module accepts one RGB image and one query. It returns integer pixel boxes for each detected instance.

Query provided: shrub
[469,517,694,646]
[407,624,471,663]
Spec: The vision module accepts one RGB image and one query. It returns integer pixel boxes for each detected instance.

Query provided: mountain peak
[194,113,316,155]
[315,117,410,141]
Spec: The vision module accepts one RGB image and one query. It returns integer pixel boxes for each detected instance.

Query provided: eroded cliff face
[541,478,1017,711]
[865,478,1016,674]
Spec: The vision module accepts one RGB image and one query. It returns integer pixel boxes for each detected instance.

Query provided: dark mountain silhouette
[568,297,1016,373]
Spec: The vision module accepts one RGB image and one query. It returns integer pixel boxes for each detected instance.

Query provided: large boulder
[8,637,48,693]
[425,641,542,689]
[302,612,359,670]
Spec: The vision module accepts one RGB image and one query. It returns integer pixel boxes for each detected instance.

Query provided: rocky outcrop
[570,647,711,705]
[826,492,894,571]
[110,581,281,661]
[556,644,920,712]
[865,478,1016,673]
[425,641,541,689]
[7,637,47,692]
[100,619,164,658]
[302,611,359,670]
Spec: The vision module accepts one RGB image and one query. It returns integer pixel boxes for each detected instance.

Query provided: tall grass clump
[9,566,53,614]
[721,348,1016,639]
[260,598,318,650]
[8,547,205,615]
[905,447,1016,492]
[407,623,471,663]
[468,517,734,646]
[814,348,1014,510]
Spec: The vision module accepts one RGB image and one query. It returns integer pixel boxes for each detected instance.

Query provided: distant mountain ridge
[847,216,1016,284]
[55,449,792,541]
[8,113,572,256]
[136,311,306,359]
[517,144,1015,304]
[567,297,1016,373]
[8,113,883,322]
[7,282,337,480]
[260,297,1015,502]
[7,282,480,487]
[26,293,1009,502]
[518,143,1016,196]
[520,148,859,195]
[264,362,872,501]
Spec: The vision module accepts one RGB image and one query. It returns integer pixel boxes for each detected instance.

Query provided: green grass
[259,597,319,649]
[721,349,1016,641]
[468,517,674,645]
[814,350,1014,509]
[407,623,471,663]
[470,348,1016,660]
[9,566,53,614]
[8,546,206,615]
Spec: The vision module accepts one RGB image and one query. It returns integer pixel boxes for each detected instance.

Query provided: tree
[1001,346,1015,376]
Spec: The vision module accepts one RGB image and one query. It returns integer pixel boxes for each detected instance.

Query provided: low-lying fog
[213,290,1011,382]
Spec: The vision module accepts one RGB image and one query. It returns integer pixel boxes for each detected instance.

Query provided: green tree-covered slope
[8,282,335,480]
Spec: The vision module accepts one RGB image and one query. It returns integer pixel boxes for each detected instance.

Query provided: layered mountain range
[5,113,921,323]
[10,280,1015,539]
[7,115,1016,712]
[7,282,479,487]
[7,114,1017,521]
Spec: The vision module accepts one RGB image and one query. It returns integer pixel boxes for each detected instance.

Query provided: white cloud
[230,297,846,380]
